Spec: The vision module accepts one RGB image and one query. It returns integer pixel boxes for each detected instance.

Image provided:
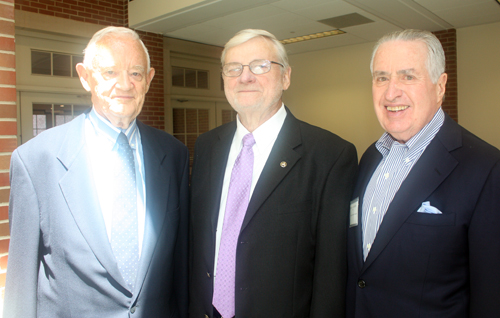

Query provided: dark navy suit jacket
[347,113,500,318]
[190,108,358,318]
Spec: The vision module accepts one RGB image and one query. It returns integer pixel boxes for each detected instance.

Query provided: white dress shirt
[85,108,146,256]
[213,104,287,276]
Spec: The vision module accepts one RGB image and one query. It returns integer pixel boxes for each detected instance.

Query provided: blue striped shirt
[362,108,445,260]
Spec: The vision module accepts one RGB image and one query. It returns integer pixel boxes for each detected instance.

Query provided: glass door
[19,92,91,144]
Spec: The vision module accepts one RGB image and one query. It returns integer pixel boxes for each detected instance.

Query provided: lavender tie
[213,133,255,318]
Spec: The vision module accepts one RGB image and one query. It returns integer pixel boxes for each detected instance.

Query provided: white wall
[284,41,383,157]
[457,21,500,149]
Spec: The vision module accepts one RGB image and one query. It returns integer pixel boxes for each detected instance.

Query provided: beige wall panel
[457,21,500,150]
[284,41,384,157]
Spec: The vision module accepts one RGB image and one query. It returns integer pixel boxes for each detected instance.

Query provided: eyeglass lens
[223,59,273,77]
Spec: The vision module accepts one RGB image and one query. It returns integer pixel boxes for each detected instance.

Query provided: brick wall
[433,29,458,121]
[15,0,128,26]
[137,31,165,130]
[0,0,16,301]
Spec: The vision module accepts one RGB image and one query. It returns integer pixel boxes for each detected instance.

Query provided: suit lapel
[133,122,170,296]
[353,145,382,272]
[210,123,237,232]
[241,110,301,232]
[362,115,461,272]
[57,116,126,289]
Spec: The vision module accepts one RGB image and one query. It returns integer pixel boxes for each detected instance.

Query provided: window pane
[185,109,197,133]
[33,114,47,137]
[55,115,66,126]
[72,55,83,77]
[33,104,52,130]
[32,51,51,75]
[172,67,184,87]
[35,114,46,129]
[185,69,196,88]
[173,134,186,146]
[173,108,185,134]
[186,135,197,156]
[198,109,209,133]
[197,71,208,89]
[53,53,71,77]
[53,104,68,127]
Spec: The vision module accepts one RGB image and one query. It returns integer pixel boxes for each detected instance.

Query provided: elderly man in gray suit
[4,26,189,318]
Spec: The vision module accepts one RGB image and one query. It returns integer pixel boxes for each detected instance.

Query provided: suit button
[130,306,136,314]
[205,315,209,318]
[207,272,211,278]
[358,279,366,288]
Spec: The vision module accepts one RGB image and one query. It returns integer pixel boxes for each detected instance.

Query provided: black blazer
[347,113,500,318]
[4,114,189,318]
[189,108,358,318]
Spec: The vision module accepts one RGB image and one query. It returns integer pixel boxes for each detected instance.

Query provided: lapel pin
[280,161,287,168]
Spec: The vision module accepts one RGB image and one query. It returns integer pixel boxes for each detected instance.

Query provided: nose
[116,70,133,90]
[238,65,256,83]
[384,78,403,102]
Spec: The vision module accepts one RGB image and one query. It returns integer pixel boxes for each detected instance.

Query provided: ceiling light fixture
[280,30,346,45]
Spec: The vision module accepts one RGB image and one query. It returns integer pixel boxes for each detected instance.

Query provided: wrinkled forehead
[225,37,278,64]
[373,40,427,71]
[91,36,148,69]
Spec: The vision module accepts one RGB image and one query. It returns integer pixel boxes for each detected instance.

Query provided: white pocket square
[417,201,442,214]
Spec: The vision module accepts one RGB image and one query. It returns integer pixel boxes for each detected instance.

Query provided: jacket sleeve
[468,158,500,317]
[3,150,40,318]
[310,142,358,318]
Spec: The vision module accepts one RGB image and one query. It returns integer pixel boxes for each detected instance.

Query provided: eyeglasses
[222,59,284,77]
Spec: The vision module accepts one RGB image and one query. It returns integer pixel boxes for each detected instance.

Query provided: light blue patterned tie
[111,132,139,291]
[213,133,255,318]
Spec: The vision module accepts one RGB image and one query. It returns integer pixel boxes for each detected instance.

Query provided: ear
[145,67,155,93]
[436,72,447,104]
[282,66,291,91]
[76,63,92,92]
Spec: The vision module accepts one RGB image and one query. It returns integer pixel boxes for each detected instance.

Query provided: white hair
[370,29,445,84]
[221,29,289,71]
[83,26,151,70]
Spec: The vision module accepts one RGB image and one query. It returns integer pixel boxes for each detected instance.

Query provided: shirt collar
[376,107,445,156]
[234,103,287,149]
[88,107,138,146]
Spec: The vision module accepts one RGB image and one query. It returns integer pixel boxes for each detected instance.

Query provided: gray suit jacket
[4,114,189,318]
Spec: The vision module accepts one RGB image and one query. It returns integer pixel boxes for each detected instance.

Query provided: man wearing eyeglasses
[189,29,358,318]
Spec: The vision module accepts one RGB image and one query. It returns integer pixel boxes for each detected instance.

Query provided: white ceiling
[129,0,500,55]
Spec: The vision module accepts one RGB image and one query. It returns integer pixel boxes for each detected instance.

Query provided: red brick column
[137,31,165,130]
[433,29,458,121]
[0,0,16,300]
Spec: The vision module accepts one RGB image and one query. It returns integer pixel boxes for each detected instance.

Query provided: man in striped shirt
[346,29,500,318]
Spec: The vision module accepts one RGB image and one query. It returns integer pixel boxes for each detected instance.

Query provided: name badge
[349,198,359,228]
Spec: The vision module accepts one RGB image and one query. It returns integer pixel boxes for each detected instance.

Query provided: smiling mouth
[386,105,409,112]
